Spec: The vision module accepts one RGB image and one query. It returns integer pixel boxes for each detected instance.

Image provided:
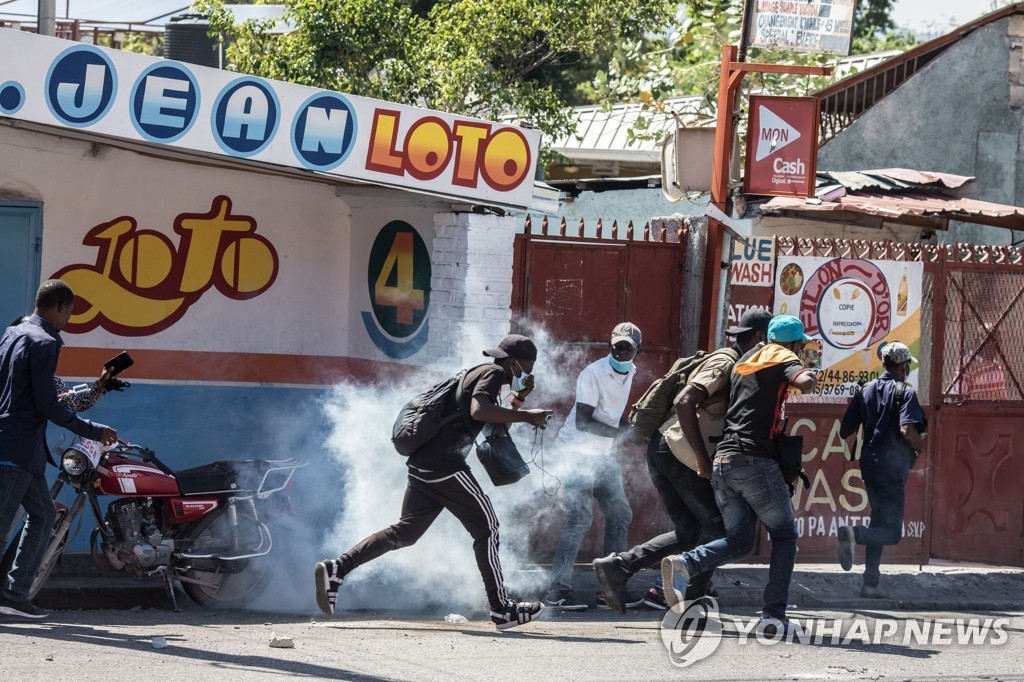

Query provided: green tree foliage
[120,32,163,56]
[195,0,674,142]
[591,0,916,142]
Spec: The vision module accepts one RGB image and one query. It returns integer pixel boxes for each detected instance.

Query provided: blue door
[0,203,42,326]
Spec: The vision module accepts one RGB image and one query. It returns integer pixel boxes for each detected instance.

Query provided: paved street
[1,604,1022,681]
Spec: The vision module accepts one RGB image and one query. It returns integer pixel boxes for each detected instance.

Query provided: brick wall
[428,212,517,359]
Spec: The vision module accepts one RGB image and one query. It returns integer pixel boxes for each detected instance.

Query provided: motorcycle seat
[176,460,284,496]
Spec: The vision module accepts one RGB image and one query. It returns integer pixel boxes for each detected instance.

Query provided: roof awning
[758,169,1024,230]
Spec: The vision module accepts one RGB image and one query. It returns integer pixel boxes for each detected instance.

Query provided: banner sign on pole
[743,95,819,198]
[745,0,856,56]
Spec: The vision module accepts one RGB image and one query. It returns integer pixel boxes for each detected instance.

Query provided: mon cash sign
[743,95,819,198]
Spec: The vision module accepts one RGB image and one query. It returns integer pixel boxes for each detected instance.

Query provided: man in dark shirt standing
[838,342,925,598]
[661,315,817,635]
[315,335,553,630]
[0,280,118,619]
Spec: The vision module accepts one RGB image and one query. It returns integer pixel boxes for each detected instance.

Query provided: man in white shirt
[545,322,641,611]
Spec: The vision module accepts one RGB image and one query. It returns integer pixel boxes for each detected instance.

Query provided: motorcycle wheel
[0,508,72,601]
[178,507,274,609]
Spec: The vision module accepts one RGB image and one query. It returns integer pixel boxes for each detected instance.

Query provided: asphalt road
[1,603,1022,681]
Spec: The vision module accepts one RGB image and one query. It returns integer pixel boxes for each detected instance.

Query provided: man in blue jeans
[661,315,816,634]
[0,280,118,619]
[837,342,925,597]
[593,308,772,613]
[545,323,641,611]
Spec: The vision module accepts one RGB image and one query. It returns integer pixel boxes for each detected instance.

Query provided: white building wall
[428,212,518,361]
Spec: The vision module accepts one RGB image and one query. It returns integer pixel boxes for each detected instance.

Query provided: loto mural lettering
[54,196,279,336]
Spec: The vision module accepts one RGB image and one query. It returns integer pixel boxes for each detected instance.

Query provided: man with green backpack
[594,308,772,613]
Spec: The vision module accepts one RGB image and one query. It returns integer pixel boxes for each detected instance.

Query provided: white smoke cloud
[247,323,655,616]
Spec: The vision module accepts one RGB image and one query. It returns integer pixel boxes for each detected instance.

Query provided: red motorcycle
[2,432,306,610]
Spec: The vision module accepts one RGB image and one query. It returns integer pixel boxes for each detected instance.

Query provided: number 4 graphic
[374,231,424,325]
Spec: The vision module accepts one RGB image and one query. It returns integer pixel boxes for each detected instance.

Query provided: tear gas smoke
[251,324,657,615]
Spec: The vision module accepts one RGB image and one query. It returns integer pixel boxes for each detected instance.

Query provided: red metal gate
[927,246,1024,566]
[736,238,1024,566]
[511,217,686,560]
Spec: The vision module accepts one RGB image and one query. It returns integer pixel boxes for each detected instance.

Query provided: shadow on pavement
[0,622,394,681]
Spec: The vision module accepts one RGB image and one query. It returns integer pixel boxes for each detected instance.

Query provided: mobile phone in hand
[104,351,134,377]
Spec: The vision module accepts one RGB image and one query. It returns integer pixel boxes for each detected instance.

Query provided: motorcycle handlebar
[136,447,175,477]
[106,378,130,392]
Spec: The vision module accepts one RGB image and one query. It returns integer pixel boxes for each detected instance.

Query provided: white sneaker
[491,601,543,631]
[314,559,345,616]
[660,556,690,609]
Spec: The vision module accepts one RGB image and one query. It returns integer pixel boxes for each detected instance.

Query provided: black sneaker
[0,596,49,619]
[837,525,855,571]
[592,554,630,614]
[758,614,805,639]
[491,601,543,631]
[642,586,668,610]
[860,584,888,599]
[596,592,645,610]
[314,559,345,616]
[544,590,588,611]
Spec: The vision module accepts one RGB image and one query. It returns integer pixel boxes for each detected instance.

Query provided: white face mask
[511,360,529,392]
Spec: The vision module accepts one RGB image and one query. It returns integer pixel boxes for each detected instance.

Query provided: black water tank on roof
[163,14,220,68]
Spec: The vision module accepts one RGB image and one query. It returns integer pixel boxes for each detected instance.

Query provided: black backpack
[391,369,472,457]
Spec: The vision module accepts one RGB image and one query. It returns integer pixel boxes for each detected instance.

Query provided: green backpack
[628,348,738,438]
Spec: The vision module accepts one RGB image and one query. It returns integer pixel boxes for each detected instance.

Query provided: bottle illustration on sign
[897,269,909,317]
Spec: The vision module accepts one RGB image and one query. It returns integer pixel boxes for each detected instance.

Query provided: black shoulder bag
[475,422,530,486]
[774,417,809,495]
[848,379,924,464]
[457,381,529,486]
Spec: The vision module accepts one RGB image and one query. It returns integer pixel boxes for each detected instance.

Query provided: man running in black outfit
[315,335,552,630]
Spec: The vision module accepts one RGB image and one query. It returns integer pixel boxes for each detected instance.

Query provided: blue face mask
[608,354,633,374]
[511,360,529,392]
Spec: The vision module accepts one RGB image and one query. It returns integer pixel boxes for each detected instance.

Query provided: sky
[891,0,1009,33]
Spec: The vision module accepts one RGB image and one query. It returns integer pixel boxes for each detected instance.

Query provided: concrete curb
[34,554,1024,613]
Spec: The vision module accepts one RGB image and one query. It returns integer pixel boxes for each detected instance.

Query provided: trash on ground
[151,636,167,649]
[269,633,295,648]
[444,614,468,623]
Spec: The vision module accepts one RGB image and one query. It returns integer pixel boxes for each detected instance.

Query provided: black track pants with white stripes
[339,470,509,610]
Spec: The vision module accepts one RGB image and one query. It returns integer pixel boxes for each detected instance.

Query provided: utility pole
[37,0,56,37]
[697,30,831,351]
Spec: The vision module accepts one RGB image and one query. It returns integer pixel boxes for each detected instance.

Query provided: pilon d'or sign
[0,29,540,209]
[774,256,923,397]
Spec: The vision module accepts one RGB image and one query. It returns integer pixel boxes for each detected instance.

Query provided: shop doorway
[0,203,42,324]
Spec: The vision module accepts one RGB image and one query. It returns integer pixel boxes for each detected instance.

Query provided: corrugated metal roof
[760,169,1024,230]
[546,96,708,162]
[548,51,905,163]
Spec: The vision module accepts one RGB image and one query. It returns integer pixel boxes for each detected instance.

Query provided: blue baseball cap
[767,315,811,343]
